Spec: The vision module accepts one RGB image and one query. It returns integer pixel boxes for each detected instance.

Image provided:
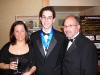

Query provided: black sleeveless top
[8,51,29,75]
[0,42,35,75]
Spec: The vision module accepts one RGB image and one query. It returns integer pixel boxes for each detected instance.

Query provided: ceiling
[53,6,96,12]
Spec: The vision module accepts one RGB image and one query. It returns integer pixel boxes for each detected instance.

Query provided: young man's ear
[53,18,55,23]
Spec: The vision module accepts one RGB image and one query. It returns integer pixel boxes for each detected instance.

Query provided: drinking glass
[14,57,21,74]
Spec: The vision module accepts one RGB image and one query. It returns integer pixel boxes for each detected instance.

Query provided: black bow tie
[43,32,49,36]
[68,39,73,42]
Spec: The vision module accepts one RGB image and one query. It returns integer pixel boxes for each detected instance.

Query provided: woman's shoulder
[1,42,11,50]
[0,42,11,53]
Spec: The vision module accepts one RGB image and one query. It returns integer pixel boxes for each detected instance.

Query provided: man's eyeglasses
[41,16,53,20]
[63,24,77,28]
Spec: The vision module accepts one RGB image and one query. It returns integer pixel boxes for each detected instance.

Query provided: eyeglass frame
[41,16,53,20]
[62,24,77,28]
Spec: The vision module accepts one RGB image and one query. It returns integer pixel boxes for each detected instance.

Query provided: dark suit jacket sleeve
[81,43,98,75]
[29,44,35,66]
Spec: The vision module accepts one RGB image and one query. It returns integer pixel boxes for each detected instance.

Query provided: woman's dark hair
[39,6,56,19]
[10,21,30,45]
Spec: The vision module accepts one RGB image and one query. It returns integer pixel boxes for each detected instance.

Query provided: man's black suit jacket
[30,29,66,75]
[63,33,98,75]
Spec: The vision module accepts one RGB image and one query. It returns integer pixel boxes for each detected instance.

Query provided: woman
[0,21,36,75]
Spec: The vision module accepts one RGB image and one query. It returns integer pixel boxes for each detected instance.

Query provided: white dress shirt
[67,32,79,50]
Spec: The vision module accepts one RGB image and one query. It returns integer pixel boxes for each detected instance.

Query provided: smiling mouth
[44,23,48,26]
[18,36,22,39]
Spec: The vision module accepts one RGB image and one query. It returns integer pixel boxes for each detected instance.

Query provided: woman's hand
[9,61,17,70]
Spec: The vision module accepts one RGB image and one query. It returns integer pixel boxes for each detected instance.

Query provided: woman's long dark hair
[10,21,30,45]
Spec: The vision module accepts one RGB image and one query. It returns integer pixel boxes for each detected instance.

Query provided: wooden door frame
[42,0,49,7]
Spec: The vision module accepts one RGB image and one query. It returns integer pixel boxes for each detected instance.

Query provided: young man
[62,15,98,75]
[30,6,66,75]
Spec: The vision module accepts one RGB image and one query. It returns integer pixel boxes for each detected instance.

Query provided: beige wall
[53,12,79,31]
[50,0,100,6]
[0,0,100,49]
[0,0,42,49]
[54,6,100,31]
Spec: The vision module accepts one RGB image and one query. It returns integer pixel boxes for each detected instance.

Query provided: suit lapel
[37,38,45,57]
[66,33,83,54]
[46,36,57,58]
[36,36,57,58]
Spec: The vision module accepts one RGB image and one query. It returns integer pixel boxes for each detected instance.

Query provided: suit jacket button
[45,65,47,67]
